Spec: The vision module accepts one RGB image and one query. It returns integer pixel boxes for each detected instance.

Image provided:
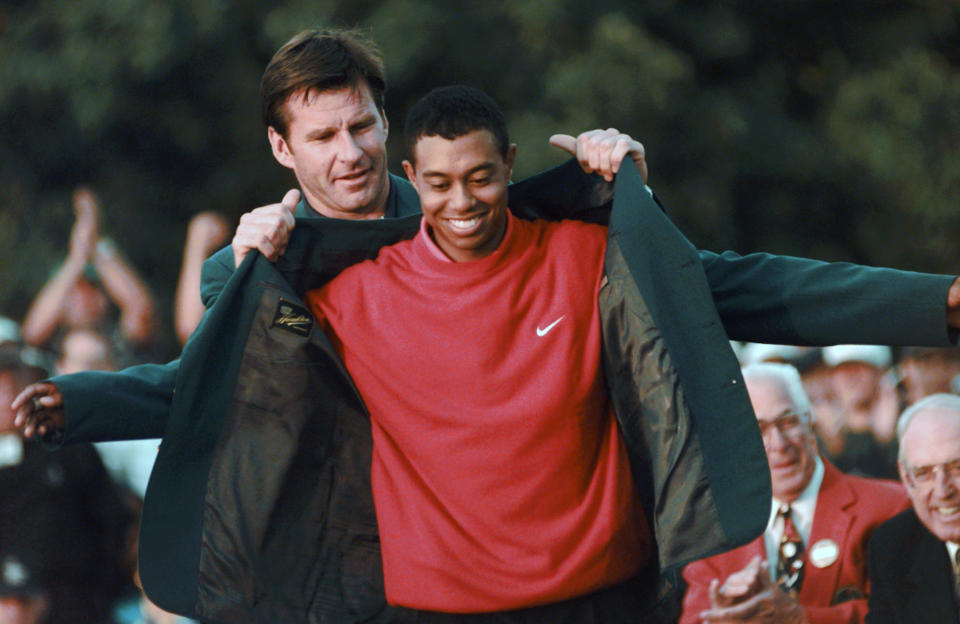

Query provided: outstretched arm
[175,211,230,345]
[12,360,178,445]
[21,187,98,346]
[700,249,957,348]
[93,235,156,347]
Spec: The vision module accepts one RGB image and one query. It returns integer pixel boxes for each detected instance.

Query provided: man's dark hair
[404,85,510,163]
[260,28,386,137]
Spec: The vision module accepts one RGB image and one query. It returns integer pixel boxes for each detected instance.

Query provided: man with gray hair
[866,393,960,622]
[682,362,909,624]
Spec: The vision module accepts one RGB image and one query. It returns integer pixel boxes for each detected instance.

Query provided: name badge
[809,538,840,568]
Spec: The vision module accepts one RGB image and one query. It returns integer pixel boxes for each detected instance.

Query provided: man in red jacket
[681,362,909,624]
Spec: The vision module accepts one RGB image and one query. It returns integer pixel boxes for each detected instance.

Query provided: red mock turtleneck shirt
[306,211,650,612]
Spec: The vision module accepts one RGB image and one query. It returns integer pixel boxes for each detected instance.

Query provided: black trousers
[392,563,682,624]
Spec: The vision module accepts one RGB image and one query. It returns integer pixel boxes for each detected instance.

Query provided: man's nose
[335,131,364,164]
[449,183,474,212]
[763,425,789,452]
[933,467,957,498]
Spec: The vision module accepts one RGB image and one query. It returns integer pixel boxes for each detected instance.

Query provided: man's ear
[402,160,416,186]
[505,143,517,179]
[898,461,911,487]
[381,110,389,139]
[268,126,295,170]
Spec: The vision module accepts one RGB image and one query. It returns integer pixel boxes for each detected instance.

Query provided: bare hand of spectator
[11,382,66,441]
[701,559,808,623]
[708,556,765,610]
[232,189,300,267]
[187,211,230,256]
[175,211,232,344]
[548,128,647,183]
[68,186,101,264]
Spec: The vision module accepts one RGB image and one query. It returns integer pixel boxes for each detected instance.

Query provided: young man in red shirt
[306,85,652,621]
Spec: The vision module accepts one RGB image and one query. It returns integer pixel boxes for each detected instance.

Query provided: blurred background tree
[1,0,959,357]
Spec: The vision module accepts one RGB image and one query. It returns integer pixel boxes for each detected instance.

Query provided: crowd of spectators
[0,188,224,624]
[735,341,960,480]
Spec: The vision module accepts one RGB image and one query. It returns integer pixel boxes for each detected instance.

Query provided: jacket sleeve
[54,360,177,443]
[700,249,956,347]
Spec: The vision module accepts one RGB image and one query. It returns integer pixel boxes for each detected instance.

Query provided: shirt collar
[767,454,825,545]
[295,174,407,219]
[947,541,960,575]
[417,210,516,264]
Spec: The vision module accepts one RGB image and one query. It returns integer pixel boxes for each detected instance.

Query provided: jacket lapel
[798,462,854,606]
[905,518,958,623]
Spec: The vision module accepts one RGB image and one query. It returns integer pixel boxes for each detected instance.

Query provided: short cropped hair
[897,393,960,462]
[260,28,386,137]
[741,361,814,422]
[403,85,510,163]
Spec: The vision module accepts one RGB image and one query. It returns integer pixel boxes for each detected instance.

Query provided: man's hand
[11,382,66,441]
[549,128,647,183]
[947,277,960,330]
[231,189,300,267]
[68,186,101,264]
[188,211,230,256]
[709,556,765,609]
[701,559,807,623]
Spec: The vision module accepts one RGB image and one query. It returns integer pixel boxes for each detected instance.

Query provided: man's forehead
[286,83,381,116]
[746,376,797,418]
[412,130,501,169]
[903,408,960,454]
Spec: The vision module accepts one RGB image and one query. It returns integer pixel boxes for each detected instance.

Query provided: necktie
[776,504,804,595]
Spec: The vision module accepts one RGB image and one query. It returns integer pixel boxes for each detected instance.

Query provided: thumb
[281,189,301,214]
[548,134,577,157]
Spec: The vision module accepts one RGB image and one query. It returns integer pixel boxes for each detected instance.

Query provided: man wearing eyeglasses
[866,393,960,623]
[680,362,909,624]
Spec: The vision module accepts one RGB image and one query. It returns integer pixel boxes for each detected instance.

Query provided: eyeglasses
[904,458,960,487]
[757,413,808,440]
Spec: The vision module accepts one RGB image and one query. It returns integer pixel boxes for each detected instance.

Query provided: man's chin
[770,466,805,499]
[926,506,960,542]
[327,195,379,216]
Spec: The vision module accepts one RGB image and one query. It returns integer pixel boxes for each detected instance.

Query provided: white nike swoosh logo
[536,315,566,337]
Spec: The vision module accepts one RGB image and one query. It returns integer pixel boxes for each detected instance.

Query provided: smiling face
[747,374,818,503]
[402,129,515,262]
[900,407,960,542]
[268,83,390,219]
